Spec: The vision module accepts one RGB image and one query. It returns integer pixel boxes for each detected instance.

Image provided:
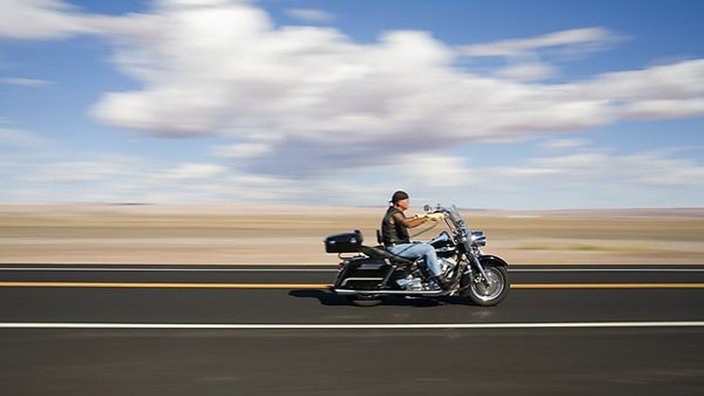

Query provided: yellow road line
[0,282,332,289]
[0,282,703,289]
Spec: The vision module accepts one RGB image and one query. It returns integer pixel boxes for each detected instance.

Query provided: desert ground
[1,204,703,265]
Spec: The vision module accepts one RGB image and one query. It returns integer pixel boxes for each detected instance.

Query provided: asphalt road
[1,264,703,396]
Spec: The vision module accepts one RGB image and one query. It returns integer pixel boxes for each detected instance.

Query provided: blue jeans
[388,242,441,278]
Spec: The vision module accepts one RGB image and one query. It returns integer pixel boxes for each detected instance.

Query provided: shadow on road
[289,289,473,307]
[288,289,350,306]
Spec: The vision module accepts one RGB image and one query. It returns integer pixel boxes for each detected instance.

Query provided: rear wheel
[346,294,382,307]
[466,265,509,306]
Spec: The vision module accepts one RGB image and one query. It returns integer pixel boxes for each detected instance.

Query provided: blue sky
[1,0,703,209]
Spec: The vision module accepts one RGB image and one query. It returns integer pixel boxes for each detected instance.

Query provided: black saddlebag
[336,257,392,289]
[325,230,363,253]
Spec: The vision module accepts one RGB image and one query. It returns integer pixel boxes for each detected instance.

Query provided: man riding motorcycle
[382,190,456,290]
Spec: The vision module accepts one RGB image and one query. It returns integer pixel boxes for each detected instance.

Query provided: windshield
[448,205,464,225]
[429,204,468,235]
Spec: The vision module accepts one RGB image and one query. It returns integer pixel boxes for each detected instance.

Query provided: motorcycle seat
[359,245,414,265]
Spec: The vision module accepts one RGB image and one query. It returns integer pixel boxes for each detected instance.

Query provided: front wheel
[465,265,509,306]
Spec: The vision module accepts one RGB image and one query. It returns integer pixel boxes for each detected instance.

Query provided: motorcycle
[324,204,509,307]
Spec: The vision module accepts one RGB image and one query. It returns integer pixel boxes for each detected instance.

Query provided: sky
[0,0,703,209]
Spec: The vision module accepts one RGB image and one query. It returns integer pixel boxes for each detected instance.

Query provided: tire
[466,265,509,306]
[346,294,383,307]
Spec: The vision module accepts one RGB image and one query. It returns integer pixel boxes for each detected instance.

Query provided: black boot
[434,275,458,290]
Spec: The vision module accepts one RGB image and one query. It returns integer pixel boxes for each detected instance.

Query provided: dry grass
[1,204,703,265]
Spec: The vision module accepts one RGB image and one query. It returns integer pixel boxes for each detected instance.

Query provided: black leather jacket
[381,206,410,246]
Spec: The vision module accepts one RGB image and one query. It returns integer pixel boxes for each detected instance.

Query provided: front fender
[478,255,509,267]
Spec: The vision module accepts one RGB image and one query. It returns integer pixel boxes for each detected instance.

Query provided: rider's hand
[424,213,445,222]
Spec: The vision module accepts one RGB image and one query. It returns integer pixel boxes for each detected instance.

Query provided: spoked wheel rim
[470,267,506,302]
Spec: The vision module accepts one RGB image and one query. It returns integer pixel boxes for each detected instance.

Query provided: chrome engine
[439,257,457,276]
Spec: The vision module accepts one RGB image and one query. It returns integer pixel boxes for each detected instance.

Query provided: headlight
[471,231,487,246]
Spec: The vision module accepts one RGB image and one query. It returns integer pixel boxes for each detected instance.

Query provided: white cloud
[0,128,48,147]
[162,162,226,180]
[3,2,702,161]
[619,99,704,120]
[494,61,558,81]
[542,138,590,150]
[1,1,703,207]
[457,27,624,81]
[581,60,704,101]
[528,151,704,188]
[12,155,233,203]
[0,0,97,39]
[401,149,704,208]
[213,143,273,159]
[285,8,335,23]
[621,154,704,187]
[3,141,703,208]
[457,27,621,58]
[79,3,704,180]
[397,154,474,189]
[0,77,52,87]
[29,159,134,183]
